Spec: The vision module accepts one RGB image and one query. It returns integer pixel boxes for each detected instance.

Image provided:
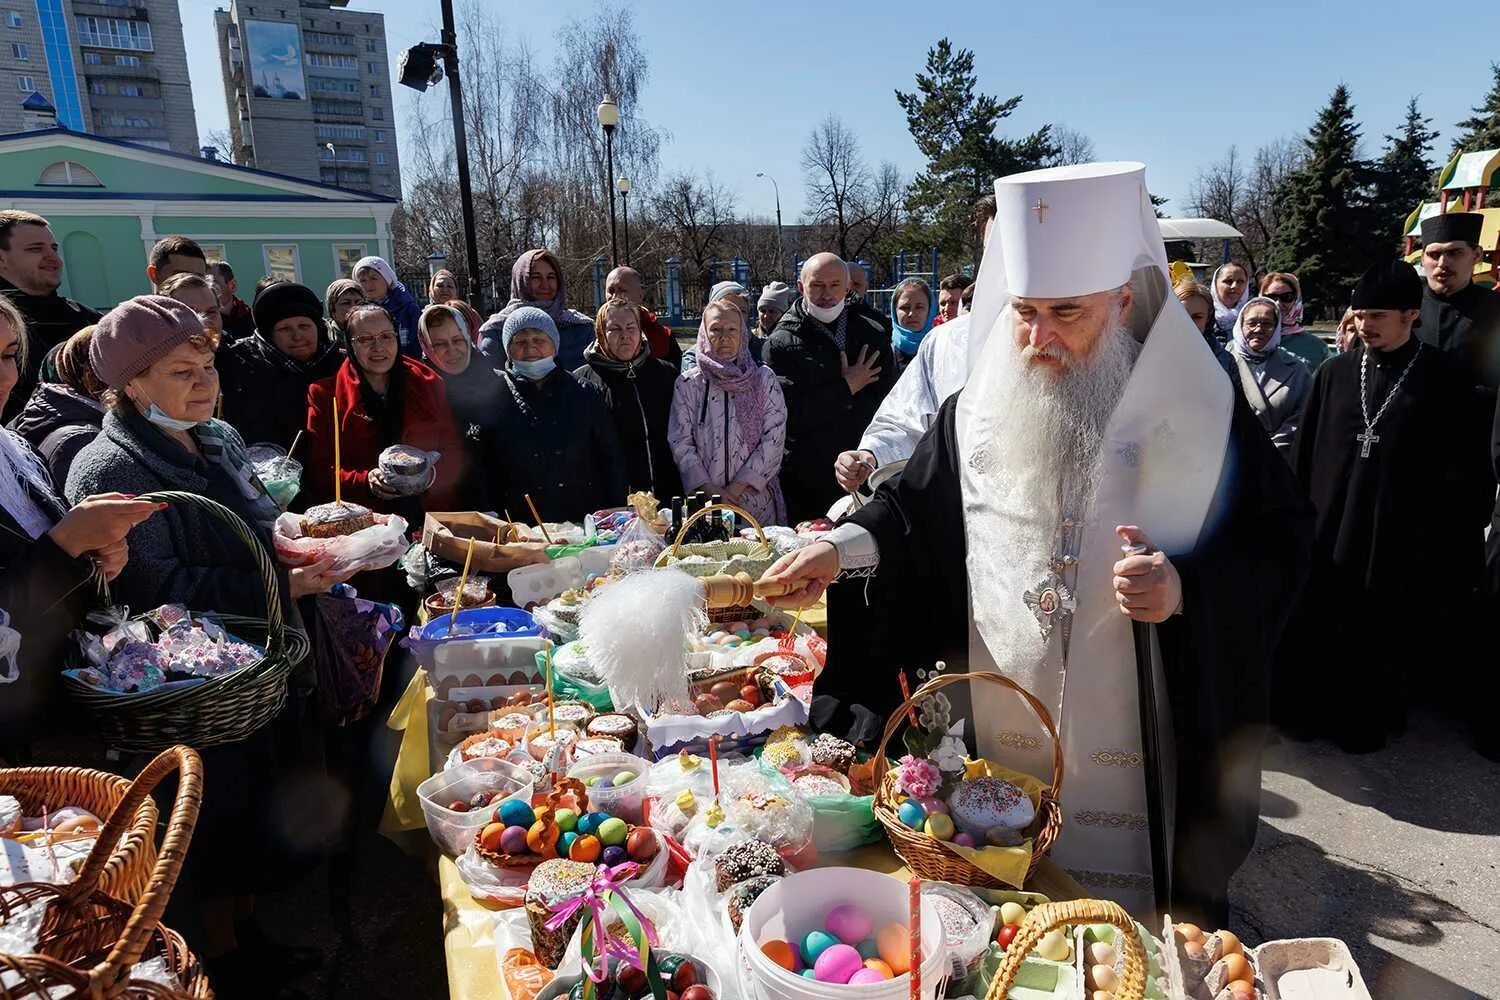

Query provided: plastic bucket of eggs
[743,867,948,1000]
[567,752,648,824]
[417,757,534,856]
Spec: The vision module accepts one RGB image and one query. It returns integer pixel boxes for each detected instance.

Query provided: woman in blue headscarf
[889,276,937,374]
[1225,295,1311,456]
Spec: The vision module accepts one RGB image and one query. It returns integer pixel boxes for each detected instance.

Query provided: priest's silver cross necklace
[1357,343,1423,458]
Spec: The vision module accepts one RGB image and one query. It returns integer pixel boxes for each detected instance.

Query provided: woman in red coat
[306,303,463,518]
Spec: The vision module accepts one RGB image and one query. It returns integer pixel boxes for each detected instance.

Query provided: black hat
[1350,259,1424,312]
[252,281,326,340]
[1419,212,1483,247]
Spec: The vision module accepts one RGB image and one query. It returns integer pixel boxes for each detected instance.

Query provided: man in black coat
[766,252,895,522]
[1416,212,1500,390]
[0,211,101,423]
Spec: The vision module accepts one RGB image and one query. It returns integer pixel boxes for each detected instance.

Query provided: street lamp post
[325,142,340,188]
[616,176,632,266]
[597,95,620,266]
[756,171,783,278]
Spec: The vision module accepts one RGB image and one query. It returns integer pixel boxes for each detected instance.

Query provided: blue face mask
[135,391,203,432]
[510,356,556,381]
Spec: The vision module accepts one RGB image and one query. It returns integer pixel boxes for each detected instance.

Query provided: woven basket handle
[869,671,1063,807]
[666,501,768,556]
[138,490,286,650]
[98,747,203,977]
[985,900,1147,1000]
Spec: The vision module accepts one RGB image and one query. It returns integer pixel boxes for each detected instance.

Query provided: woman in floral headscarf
[477,249,595,369]
[1259,271,1330,371]
[668,298,786,526]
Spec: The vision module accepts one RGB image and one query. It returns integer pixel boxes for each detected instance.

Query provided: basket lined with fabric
[0,745,211,999]
[985,900,1147,1000]
[870,671,1063,888]
[61,491,310,754]
[0,765,158,905]
[653,502,776,582]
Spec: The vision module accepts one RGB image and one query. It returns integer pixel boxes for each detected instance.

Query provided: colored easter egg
[575,813,602,837]
[710,681,740,702]
[760,940,800,973]
[800,970,816,980]
[825,903,874,945]
[813,944,863,984]
[553,808,579,833]
[612,770,637,786]
[601,845,627,866]
[953,832,977,848]
[568,834,602,863]
[597,817,628,846]
[595,775,615,789]
[670,962,699,991]
[498,799,535,829]
[856,939,879,961]
[848,969,889,985]
[862,959,894,978]
[526,820,559,856]
[897,799,927,830]
[499,825,529,854]
[999,902,1028,926]
[924,813,956,840]
[916,797,948,815]
[725,700,754,712]
[679,987,713,1000]
[800,929,839,966]
[479,822,506,853]
[625,827,659,862]
[585,775,601,787]
[876,923,912,974]
[739,685,763,706]
[557,831,578,856]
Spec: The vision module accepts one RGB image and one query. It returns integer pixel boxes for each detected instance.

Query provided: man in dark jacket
[766,252,895,522]
[606,265,683,368]
[0,210,101,422]
[211,261,256,341]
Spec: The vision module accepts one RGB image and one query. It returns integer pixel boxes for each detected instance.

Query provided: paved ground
[1231,710,1499,999]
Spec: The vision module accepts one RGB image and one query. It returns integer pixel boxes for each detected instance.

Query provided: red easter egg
[680,987,714,1000]
[739,685,762,706]
[997,924,1020,948]
[670,962,699,992]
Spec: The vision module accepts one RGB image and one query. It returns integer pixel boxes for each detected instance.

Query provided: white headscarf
[1229,295,1284,362]
[1209,263,1250,335]
[0,429,57,540]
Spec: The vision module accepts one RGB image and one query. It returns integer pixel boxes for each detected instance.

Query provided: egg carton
[1074,920,1168,1000]
[1159,917,1370,1000]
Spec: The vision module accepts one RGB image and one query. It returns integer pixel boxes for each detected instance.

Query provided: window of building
[365,61,377,74]
[5,12,21,29]
[312,99,361,116]
[375,151,389,165]
[305,30,352,48]
[74,16,152,52]
[196,243,226,265]
[333,244,366,275]
[16,74,34,91]
[89,80,106,95]
[114,54,141,67]
[83,50,101,64]
[10,42,25,59]
[37,160,103,186]
[315,123,364,141]
[309,76,358,94]
[262,244,299,283]
[119,83,143,97]
[368,84,381,97]
[374,129,385,142]
[307,52,356,69]
[372,107,382,121]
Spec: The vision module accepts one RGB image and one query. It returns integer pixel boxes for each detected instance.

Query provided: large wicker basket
[62,491,310,753]
[0,745,211,999]
[985,900,1147,1000]
[871,671,1063,888]
[654,502,776,583]
[0,764,158,905]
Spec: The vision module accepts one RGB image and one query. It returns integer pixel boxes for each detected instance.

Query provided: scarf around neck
[0,429,58,540]
[1229,296,1284,363]
[693,312,767,441]
[493,250,579,328]
[889,277,937,357]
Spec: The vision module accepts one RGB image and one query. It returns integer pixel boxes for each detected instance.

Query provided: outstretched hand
[758,540,839,609]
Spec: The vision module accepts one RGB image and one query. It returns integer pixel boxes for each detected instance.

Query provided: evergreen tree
[1372,97,1439,252]
[1268,85,1380,316]
[1451,62,1500,156]
[895,39,1056,264]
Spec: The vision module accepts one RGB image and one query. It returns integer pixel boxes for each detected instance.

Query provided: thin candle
[450,537,476,629]
[332,395,342,505]
[524,493,553,544]
[709,735,720,800]
[898,671,918,727]
[277,429,304,479]
[544,641,555,739]
[908,877,921,1000]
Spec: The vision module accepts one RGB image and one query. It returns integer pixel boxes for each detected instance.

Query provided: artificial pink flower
[896,755,942,799]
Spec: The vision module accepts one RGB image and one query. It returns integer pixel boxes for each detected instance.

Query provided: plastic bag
[273,509,411,575]
[721,764,814,858]
[542,646,614,711]
[377,445,440,496]
[608,515,666,576]
[309,583,405,725]
[247,445,302,511]
[455,843,534,907]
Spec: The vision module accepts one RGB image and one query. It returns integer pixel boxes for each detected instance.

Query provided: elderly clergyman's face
[1010,287,1131,374]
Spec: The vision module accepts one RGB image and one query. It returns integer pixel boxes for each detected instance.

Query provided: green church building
[0,128,397,311]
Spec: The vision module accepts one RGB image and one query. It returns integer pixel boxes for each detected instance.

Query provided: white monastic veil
[953,162,1233,910]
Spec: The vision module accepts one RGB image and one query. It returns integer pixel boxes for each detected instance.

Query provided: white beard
[965,318,1141,669]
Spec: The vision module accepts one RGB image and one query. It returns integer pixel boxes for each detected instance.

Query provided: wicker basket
[654,502,776,585]
[0,745,211,999]
[871,672,1063,888]
[985,900,1146,1000]
[62,491,310,754]
[0,765,159,905]
[473,777,588,869]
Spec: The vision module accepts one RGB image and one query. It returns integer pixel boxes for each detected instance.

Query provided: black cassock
[1279,339,1494,750]
[1417,282,1500,390]
[817,393,1313,924]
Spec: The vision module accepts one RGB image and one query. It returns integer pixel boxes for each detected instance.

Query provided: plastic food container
[404,607,545,684]
[743,867,949,1000]
[567,751,648,823]
[417,757,533,856]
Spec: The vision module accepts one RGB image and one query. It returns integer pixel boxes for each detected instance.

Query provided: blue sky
[183,0,1500,219]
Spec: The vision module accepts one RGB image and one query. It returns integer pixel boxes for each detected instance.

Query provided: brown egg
[1183,940,1205,960]
[625,826,659,862]
[1228,980,1255,1000]
[1174,922,1204,943]
[1219,953,1252,984]
[739,684,763,706]
[710,680,740,702]
[1216,930,1243,956]
[725,699,755,712]
[694,693,724,715]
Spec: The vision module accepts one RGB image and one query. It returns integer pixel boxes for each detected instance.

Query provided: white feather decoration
[579,567,705,713]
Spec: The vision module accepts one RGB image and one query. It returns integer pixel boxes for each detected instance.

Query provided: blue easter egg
[800,929,839,967]
[498,799,535,830]
[576,812,604,838]
[801,970,817,979]
[595,775,615,789]
[856,938,879,960]
[897,799,927,830]
[558,831,578,856]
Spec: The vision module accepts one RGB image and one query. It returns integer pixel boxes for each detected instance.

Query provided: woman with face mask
[1225,295,1312,455]
[888,276,938,373]
[476,306,624,523]
[304,303,464,520]
[218,281,345,451]
[477,249,596,370]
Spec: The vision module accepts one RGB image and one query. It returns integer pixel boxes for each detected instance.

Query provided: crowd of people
[1,183,1498,989]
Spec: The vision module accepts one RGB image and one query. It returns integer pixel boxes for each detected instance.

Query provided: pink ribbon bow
[543,861,659,983]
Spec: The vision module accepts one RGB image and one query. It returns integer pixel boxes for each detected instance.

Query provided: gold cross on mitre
[1031,198,1049,224]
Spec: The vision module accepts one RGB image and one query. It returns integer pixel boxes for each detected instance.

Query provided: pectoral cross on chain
[1356,427,1379,458]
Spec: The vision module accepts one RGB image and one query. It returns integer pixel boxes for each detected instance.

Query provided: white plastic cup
[742,867,948,1000]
